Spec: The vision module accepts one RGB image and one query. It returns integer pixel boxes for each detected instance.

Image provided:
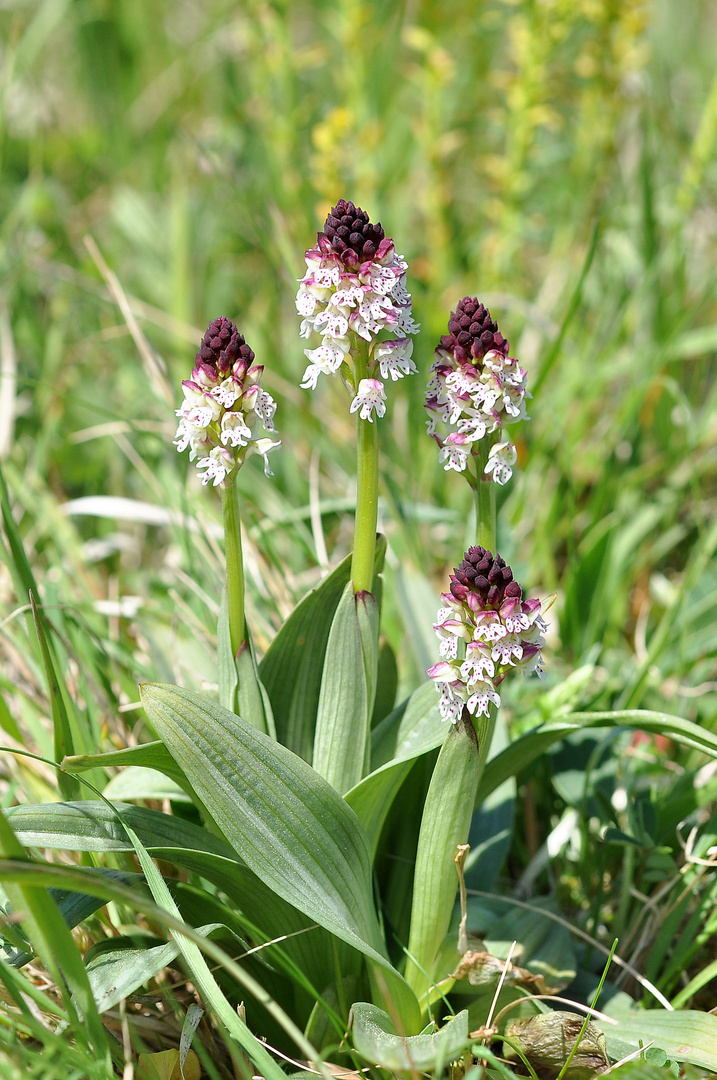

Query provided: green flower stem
[473,439,497,554]
[351,343,379,594]
[221,478,246,657]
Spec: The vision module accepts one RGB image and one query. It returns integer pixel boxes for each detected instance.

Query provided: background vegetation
[1,0,716,1074]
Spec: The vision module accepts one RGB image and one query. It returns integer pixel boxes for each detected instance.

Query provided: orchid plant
[4,198,713,1080]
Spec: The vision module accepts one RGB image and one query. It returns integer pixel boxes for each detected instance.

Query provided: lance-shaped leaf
[140,682,420,1032]
[404,713,480,1003]
[312,584,378,794]
[259,539,386,761]
[598,1004,717,1071]
[346,682,445,854]
[351,1003,469,1071]
[1,867,144,968]
[64,740,187,786]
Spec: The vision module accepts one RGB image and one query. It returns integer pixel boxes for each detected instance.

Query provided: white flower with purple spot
[350,379,386,422]
[483,441,517,486]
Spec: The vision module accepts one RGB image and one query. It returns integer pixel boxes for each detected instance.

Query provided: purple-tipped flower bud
[319,199,387,269]
[425,299,530,482]
[427,546,547,724]
[297,198,420,419]
[440,298,510,364]
[174,318,280,486]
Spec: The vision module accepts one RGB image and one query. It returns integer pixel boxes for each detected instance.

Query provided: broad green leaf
[259,538,386,761]
[465,714,515,891]
[312,583,377,794]
[405,714,480,1002]
[346,682,445,853]
[372,639,398,728]
[1,867,144,967]
[481,709,717,803]
[217,583,239,713]
[218,585,275,736]
[236,637,276,739]
[357,588,380,721]
[483,898,576,991]
[5,800,234,859]
[140,682,420,1031]
[351,1002,469,1071]
[598,1007,717,1072]
[0,853,335,1072]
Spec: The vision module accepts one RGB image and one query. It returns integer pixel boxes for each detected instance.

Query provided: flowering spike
[296,199,419,405]
[428,546,547,724]
[174,317,280,485]
[425,299,530,485]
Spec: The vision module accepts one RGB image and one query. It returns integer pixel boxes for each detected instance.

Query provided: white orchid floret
[175,318,280,488]
[375,338,416,381]
[196,446,234,487]
[428,546,547,723]
[244,437,282,478]
[220,412,252,448]
[350,379,387,422]
[483,441,517,486]
[438,431,474,473]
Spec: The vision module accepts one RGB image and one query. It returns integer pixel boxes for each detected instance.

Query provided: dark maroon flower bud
[193,317,255,378]
[449,546,522,610]
[440,298,509,365]
[318,199,386,268]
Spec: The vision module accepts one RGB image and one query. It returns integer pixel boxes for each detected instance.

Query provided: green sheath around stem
[350,343,379,594]
[221,479,246,657]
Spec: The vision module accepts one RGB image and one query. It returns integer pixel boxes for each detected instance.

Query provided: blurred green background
[0,0,715,730]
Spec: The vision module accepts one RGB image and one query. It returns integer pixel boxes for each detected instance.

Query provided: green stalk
[221,478,245,656]
[473,439,497,554]
[350,342,380,594]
